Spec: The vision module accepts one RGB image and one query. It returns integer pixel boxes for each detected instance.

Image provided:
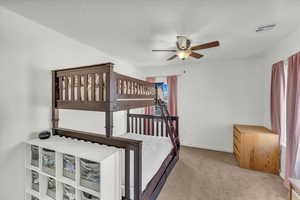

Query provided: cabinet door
[292,190,300,200]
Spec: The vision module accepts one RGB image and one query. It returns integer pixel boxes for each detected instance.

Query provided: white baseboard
[181,143,232,153]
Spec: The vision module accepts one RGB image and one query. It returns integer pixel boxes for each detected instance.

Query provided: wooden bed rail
[127,113,179,139]
[52,63,156,112]
[115,73,155,100]
[53,63,112,111]
[52,128,142,200]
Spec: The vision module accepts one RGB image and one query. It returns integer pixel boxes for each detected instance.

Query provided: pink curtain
[285,52,300,186]
[270,61,285,141]
[167,76,178,116]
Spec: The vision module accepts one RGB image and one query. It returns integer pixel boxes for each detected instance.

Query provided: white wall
[262,26,300,178]
[142,59,265,152]
[0,7,138,200]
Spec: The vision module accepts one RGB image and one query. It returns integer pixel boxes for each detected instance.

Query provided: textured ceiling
[1,0,300,67]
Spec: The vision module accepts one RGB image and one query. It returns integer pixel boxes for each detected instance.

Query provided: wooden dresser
[233,124,280,174]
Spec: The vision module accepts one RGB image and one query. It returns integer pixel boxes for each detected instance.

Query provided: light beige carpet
[158,146,288,200]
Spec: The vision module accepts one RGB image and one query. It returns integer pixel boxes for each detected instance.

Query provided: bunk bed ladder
[157,99,179,154]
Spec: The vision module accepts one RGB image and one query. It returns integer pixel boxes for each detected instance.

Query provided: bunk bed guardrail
[127,113,180,152]
[127,114,178,137]
[52,127,142,200]
[53,63,156,112]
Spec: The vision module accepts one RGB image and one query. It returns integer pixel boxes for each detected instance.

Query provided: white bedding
[119,133,172,194]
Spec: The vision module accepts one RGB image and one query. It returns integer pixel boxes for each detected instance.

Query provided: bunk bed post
[105,111,113,137]
[105,63,116,137]
[124,147,131,200]
[52,71,59,128]
[134,144,142,200]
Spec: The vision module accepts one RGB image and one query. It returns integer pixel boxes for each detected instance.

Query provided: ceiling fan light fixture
[176,50,190,60]
[177,50,191,60]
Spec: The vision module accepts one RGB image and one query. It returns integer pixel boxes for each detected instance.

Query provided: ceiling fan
[152,36,220,61]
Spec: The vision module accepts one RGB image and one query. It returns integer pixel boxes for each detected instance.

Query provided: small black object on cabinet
[39,130,51,140]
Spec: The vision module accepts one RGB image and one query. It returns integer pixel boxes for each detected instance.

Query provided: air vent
[256,24,276,32]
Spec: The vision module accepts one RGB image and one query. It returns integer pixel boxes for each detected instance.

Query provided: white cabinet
[25,136,121,200]
[290,179,300,200]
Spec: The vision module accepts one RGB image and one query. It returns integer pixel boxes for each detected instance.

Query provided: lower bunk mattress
[119,133,173,198]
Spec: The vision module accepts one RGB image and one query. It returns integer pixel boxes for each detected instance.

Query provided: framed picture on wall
[155,82,168,116]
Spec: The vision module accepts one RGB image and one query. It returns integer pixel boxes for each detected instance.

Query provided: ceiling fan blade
[152,50,177,52]
[167,55,177,61]
[190,41,220,51]
[190,52,204,59]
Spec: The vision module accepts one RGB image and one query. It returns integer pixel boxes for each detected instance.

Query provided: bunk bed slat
[135,117,138,134]
[129,81,132,95]
[128,81,131,95]
[166,122,169,137]
[59,77,63,101]
[147,119,150,135]
[121,80,124,95]
[84,74,88,101]
[151,118,154,136]
[77,76,81,101]
[70,76,75,101]
[131,116,134,133]
[91,73,95,101]
[130,81,134,95]
[65,76,69,101]
[139,117,142,134]
[99,73,103,101]
[143,118,146,135]
[156,119,159,136]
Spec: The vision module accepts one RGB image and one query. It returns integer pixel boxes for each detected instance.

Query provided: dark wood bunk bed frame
[51,63,180,200]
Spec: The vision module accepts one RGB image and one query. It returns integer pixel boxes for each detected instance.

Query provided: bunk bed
[51,63,180,200]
